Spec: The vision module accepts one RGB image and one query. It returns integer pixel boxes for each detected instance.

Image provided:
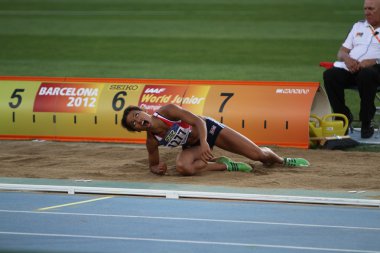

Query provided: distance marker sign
[0,76,320,148]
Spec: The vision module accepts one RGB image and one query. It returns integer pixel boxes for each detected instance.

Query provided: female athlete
[122,104,309,176]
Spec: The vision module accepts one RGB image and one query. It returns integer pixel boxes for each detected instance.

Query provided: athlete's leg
[175,146,226,176]
[214,126,283,165]
[215,126,309,167]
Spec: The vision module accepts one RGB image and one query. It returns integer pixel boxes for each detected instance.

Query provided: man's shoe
[361,123,374,139]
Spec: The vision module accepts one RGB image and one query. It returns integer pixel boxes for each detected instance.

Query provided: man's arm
[337,46,360,73]
[359,58,378,68]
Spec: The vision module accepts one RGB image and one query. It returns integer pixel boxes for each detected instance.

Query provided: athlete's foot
[283,157,310,167]
[215,156,252,172]
[214,156,232,164]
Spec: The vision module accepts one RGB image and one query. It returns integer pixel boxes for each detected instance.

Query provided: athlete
[121,104,309,176]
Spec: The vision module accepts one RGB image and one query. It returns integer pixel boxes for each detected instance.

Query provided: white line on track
[0,231,379,253]
[0,209,379,231]
[37,196,113,211]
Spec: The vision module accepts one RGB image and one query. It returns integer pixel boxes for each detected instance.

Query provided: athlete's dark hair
[121,105,142,132]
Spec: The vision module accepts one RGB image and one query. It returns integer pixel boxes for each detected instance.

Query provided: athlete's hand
[150,162,167,175]
[200,140,213,164]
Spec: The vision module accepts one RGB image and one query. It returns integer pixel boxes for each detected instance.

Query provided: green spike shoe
[283,158,310,167]
[214,156,232,164]
[215,156,253,173]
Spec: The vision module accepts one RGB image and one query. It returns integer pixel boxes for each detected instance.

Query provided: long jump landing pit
[0,140,379,206]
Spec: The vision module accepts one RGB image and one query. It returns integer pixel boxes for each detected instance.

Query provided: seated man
[323,0,380,138]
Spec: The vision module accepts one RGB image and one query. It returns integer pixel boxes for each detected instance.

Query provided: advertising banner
[0,76,320,148]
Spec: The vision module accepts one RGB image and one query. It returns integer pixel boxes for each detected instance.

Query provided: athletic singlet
[153,112,192,147]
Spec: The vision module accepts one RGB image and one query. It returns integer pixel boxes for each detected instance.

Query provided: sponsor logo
[108,84,138,91]
[276,88,310,95]
[138,85,209,115]
[38,87,99,97]
[34,83,101,113]
[209,125,216,135]
[355,32,363,37]
[145,88,166,94]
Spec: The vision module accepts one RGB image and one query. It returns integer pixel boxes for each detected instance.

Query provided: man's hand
[344,57,360,73]
[338,46,361,73]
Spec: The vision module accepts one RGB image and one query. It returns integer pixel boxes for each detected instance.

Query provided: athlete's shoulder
[161,103,181,111]
[157,104,176,113]
[157,104,183,118]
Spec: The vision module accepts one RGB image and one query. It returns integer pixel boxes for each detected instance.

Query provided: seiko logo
[145,88,166,94]
[276,88,310,95]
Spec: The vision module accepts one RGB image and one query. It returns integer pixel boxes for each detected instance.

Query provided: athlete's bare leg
[214,126,284,165]
[175,146,226,176]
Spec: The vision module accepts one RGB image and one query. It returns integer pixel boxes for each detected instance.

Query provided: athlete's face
[126,110,152,132]
[364,0,380,27]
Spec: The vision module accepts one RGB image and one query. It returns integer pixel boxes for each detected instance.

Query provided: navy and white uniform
[153,112,225,149]
[153,112,192,148]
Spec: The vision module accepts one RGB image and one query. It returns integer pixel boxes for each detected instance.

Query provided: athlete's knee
[176,161,196,176]
[257,147,278,163]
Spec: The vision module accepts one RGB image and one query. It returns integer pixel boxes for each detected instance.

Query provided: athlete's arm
[146,132,167,175]
[160,104,213,163]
